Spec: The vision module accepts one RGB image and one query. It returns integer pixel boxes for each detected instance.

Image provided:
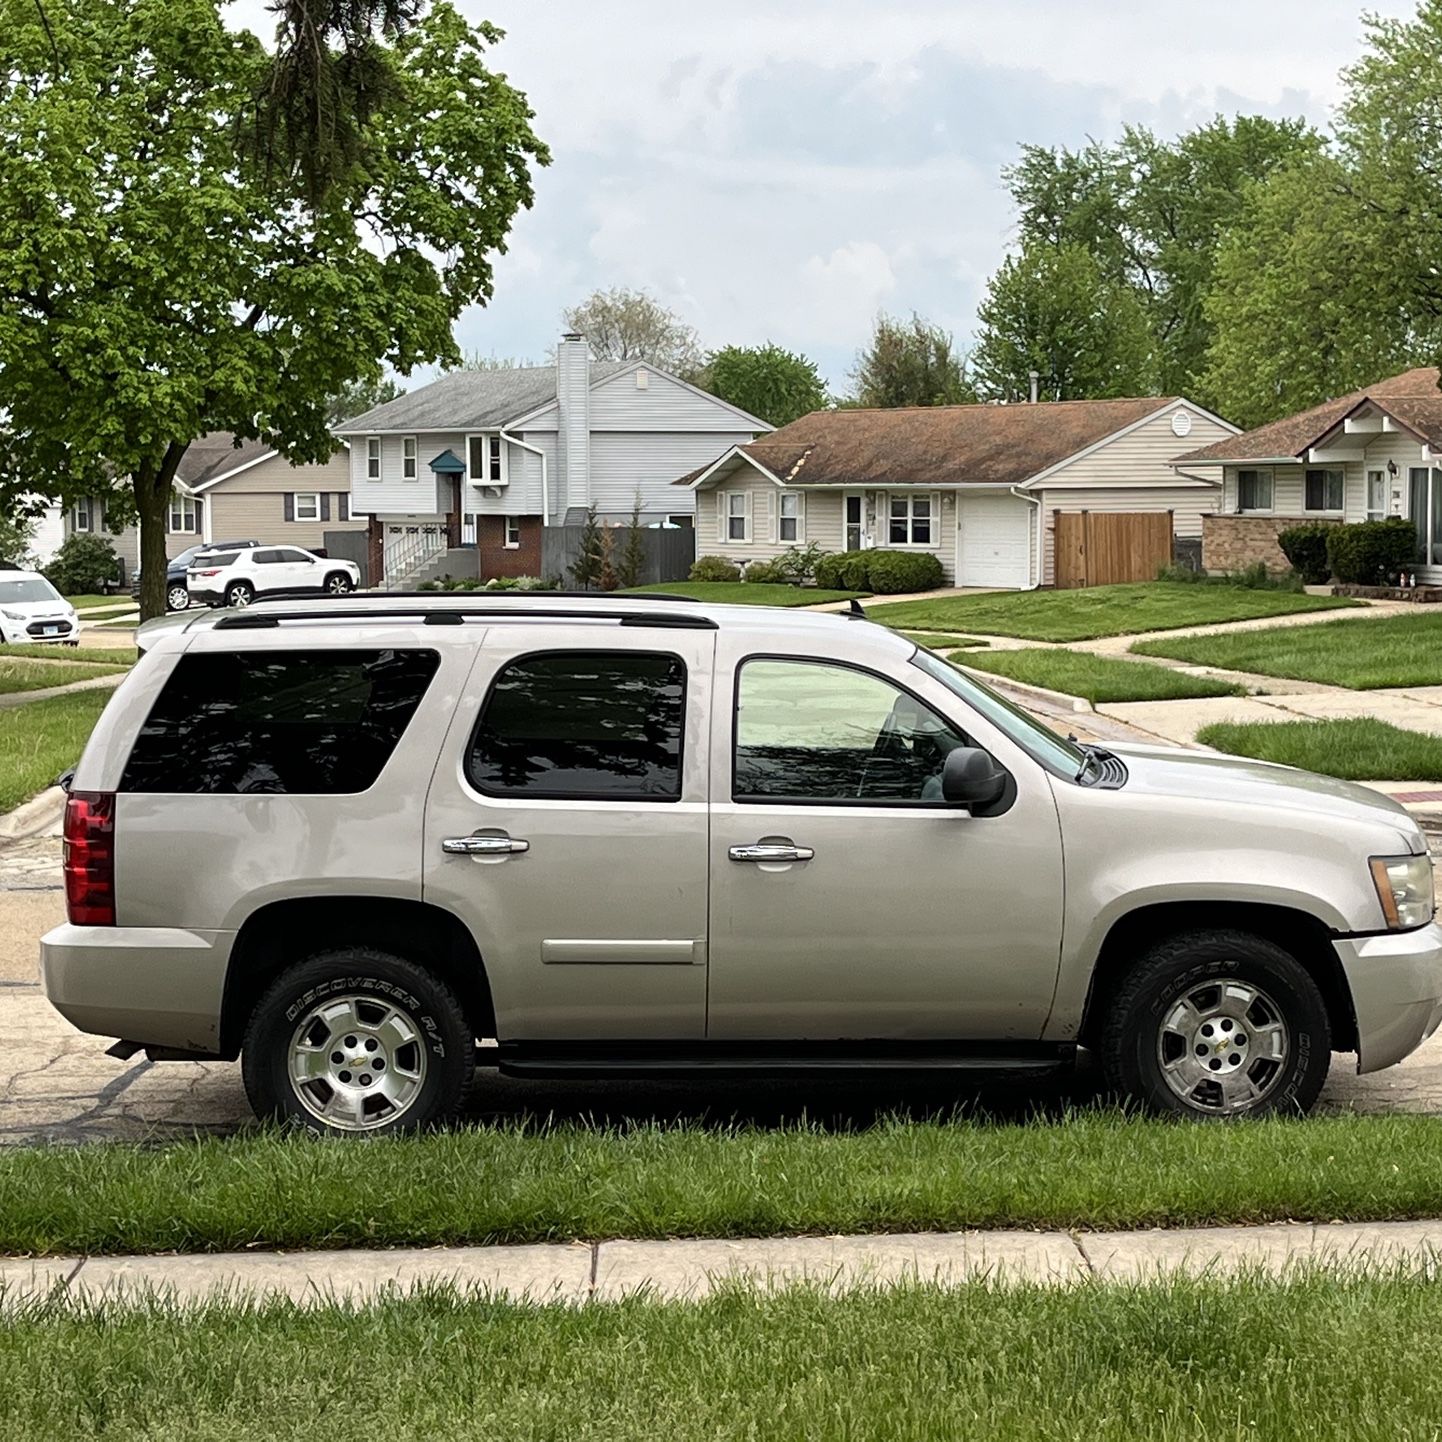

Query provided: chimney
[1028,370,1040,405]
[556,333,591,521]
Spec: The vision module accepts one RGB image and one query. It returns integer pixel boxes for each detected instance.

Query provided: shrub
[813,552,848,589]
[863,549,945,594]
[1277,524,1333,585]
[44,533,120,594]
[774,542,824,585]
[1326,519,1417,585]
[815,551,872,590]
[1156,561,1301,592]
[742,558,791,584]
[690,555,741,582]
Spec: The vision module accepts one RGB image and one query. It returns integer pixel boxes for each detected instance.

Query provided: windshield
[0,577,62,606]
[910,646,1085,778]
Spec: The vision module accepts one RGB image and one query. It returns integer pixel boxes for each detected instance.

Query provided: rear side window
[467,651,685,799]
[121,650,440,794]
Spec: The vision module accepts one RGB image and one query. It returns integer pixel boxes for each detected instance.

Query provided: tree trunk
[135,443,190,621]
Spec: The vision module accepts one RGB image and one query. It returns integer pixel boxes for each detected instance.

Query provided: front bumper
[40,923,233,1055]
[1,618,77,645]
[1336,921,1442,1072]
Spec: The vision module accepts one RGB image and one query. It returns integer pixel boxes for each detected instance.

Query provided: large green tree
[847,313,976,408]
[0,0,546,617]
[694,344,829,427]
[971,241,1157,401]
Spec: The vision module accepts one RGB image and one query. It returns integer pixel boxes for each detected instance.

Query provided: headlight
[0,608,24,620]
[1370,854,1435,930]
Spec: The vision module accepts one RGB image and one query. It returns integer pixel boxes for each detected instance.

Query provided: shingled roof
[175,433,273,489]
[1177,367,1442,465]
[677,396,1182,489]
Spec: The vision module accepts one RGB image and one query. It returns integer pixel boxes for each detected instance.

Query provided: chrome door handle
[728,844,814,863]
[442,834,530,855]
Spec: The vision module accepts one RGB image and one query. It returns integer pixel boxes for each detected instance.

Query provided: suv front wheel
[1101,930,1331,1118]
[242,950,473,1135]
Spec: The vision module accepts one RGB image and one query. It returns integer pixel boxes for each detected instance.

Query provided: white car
[187,546,360,608]
[0,569,80,645]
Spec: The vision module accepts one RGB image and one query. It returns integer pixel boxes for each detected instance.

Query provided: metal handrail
[381,522,447,590]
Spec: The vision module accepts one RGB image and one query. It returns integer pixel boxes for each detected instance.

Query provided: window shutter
[320,493,331,522]
[283,493,295,522]
[193,498,204,535]
[716,490,725,536]
[339,493,350,522]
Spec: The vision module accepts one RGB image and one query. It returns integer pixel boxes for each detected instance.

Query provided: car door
[275,548,320,591]
[423,623,715,1041]
[246,549,286,595]
[706,637,1065,1041]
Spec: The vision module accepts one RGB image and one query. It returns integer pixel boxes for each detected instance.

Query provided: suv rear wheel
[242,950,473,1135]
[1101,930,1331,1118]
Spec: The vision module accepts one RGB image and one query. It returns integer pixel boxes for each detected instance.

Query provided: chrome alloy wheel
[167,584,190,611]
[1156,977,1290,1115]
[287,994,429,1131]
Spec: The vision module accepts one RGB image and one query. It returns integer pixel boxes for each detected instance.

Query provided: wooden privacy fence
[1053,510,1173,589]
[540,524,695,588]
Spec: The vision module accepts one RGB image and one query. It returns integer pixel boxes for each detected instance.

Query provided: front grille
[25,619,72,637]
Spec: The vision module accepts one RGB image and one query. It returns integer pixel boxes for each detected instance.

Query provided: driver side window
[734,658,970,803]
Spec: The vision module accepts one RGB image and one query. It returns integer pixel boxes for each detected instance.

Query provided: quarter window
[889,494,932,545]
[1304,468,1344,512]
[734,658,968,804]
[778,492,802,543]
[121,650,439,795]
[1237,469,1273,511]
[402,437,417,480]
[468,651,685,800]
[366,438,381,480]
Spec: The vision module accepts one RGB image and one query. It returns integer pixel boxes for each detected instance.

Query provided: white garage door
[956,492,1032,589]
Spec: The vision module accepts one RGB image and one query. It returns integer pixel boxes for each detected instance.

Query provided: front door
[843,493,865,551]
[424,624,714,1040]
[706,642,1065,1040]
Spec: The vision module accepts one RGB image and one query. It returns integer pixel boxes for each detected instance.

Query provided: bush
[741,558,791,584]
[863,549,946,594]
[690,555,741,582]
[43,533,120,594]
[1277,524,1333,585]
[774,542,824,585]
[814,551,871,590]
[1157,561,1302,592]
[1326,519,1417,585]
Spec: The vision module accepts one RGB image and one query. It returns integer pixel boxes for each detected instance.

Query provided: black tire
[225,580,255,608]
[1101,929,1330,1118]
[242,949,474,1135]
[166,584,190,612]
[324,571,354,595]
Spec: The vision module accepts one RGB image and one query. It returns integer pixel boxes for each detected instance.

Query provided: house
[62,434,362,575]
[1175,367,1442,577]
[332,335,770,585]
[678,396,1238,589]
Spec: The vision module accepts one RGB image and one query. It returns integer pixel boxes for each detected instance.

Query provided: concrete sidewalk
[5,1219,1442,1307]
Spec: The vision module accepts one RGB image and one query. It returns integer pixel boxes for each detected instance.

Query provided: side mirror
[941,746,1008,810]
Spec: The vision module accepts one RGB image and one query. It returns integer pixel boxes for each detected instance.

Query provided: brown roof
[176,432,273,489]
[1177,367,1442,464]
[677,397,1180,489]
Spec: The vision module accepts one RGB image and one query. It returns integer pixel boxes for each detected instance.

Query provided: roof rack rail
[245,589,702,606]
[213,605,717,631]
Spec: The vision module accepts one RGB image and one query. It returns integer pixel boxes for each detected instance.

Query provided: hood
[1108,742,1426,852]
[0,597,76,619]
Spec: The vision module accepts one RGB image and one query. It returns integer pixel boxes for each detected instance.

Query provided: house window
[73,498,92,532]
[1409,468,1442,566]
[778,492,803,543]
[402,437,417,480]
[168,493,197,534]
[467,435,505,484]
[1304,468,1344,512]
[504,517,521,549]
[1237,468,1273,512]
[889,494,932,545]
[725,492,749,542]
[667,514,694,530]
[292,492,320,522]
[366,438,380,480]
[1367,469,1388,522]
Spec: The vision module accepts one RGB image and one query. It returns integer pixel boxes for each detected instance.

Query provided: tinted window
[122,650,439,794]
[278,549,312,563]
[0,577,61,604]
[468,651,684,799]
[252,550,283,565]
[194,552,238,569]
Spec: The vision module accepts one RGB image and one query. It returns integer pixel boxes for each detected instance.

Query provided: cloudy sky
[238,0,1412,389]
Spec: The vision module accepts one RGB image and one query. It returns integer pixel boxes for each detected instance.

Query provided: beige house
[64,434,362,574]
[679,396,1237,589]
[1176,367,1442,576]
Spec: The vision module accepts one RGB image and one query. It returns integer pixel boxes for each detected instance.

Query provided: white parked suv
[188,545,359,608]
[0,569,80,645]
[39,592,1442,1136]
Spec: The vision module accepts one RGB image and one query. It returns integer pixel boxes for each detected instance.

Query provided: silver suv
[41,593,1442,1134]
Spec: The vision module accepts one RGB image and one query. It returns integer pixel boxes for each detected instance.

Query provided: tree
[568,503,603,589]
[561,288,702,374]
[847,313,976,408]
[327,375,405,425]
[0,507,36,566]
[971,242,1157,401]
[0,0,548,618]
[617,493,647,589]
[693,344,829,427]
[450,351,540,371]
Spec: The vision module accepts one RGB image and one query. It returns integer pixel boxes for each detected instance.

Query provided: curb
[0,787,64,843]
[956,663,1092,714]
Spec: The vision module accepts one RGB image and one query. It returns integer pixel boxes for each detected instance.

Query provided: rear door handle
[442,834,530,855]
[728,844,814,863]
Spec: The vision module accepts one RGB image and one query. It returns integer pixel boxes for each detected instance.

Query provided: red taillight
[192,569,219,577]
[64,790,115,926]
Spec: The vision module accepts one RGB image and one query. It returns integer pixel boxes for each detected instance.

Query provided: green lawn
[0,643,137,665]
[94,615,138,629]
[6,1276,1442,1439]
[7,1112,1442,1257]
[866,582,1358,642]
[1197,716,1442,781]
[0,690,113,812]
[1132,610,1442,689]
[897,631,987,650]
[62,593,129,610]
[624,582,866,607]
[959,648,1246,704]
[0,657,127,695]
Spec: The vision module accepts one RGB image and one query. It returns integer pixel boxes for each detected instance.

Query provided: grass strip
[1197,716,1442,781]
[0,689,112,812]
[0,658,127,696]
[5,1274,1442,1439]
[959,648,1245,703]
[865,581,1356,642]
[6,1112,1442,1257]
[623,581,866,607]
[897,631,987,650]
[1132,610,1442,689]
[0,643,137,665]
